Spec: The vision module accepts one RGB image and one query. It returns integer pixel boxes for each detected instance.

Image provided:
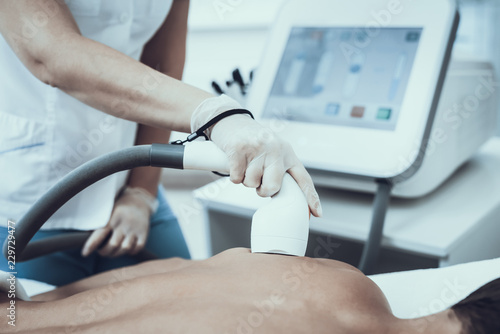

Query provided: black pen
[232,69,246,95]
[211,81,225,95]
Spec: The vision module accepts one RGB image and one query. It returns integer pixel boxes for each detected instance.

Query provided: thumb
[82,227,111,257]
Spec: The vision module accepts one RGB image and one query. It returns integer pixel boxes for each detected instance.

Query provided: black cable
[170,109,254,146]
[358,179,393,275]
[169,109,255,177]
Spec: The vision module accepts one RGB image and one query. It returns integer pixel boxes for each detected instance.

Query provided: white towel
[0,270,31,301]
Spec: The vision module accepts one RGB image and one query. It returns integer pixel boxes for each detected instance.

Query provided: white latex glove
[82,187,156,258]
[191,95,322,217]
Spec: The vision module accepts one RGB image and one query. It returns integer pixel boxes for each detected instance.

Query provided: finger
[242,154,265,188]
[131,235,147,255]
[98,231,125,257]
[112,235,137,258]
[82,227,111,257]
[257,160,284,198]
[288,165,323,217]
[228,150,248,184]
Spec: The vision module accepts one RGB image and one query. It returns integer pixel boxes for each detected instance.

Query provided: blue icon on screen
[350,64,361,73]
[325,103,340,116]
[406,31,420,42]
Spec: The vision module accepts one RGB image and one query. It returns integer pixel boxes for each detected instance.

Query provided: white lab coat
[0,0,173,229]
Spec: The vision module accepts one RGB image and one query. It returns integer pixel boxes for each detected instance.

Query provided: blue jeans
[0,187,190,286]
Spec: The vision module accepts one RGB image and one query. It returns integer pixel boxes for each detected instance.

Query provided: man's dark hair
[451,277,500,334]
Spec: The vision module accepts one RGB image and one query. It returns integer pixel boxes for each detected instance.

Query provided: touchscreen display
[262,27,423,131]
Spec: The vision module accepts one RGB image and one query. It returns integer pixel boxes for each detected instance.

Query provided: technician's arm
[128,0,190,197]
[83,0,189,257]
[0,0,322,217]
[0,0,210,132]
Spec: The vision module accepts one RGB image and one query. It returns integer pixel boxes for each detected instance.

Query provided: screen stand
[358,179,393,274]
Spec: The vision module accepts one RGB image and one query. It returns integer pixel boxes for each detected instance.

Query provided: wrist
[118,186,159,214]
[210,113,255,138]
[191,94,252,139]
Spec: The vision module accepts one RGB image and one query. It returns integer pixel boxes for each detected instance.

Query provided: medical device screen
[262,27,423,131]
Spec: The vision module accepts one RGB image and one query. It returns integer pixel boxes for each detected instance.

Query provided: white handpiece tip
[251,174,310,256]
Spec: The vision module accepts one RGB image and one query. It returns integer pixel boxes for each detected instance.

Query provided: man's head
[451,277,500,334]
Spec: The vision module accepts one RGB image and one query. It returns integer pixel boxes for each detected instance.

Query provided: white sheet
[369,257,500,318]
[18,278,55,298]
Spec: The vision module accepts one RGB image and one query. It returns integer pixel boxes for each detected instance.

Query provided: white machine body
[309,61,498,197]
[243,0,499,198]
[183,141,309,256]
[247,0,460,181]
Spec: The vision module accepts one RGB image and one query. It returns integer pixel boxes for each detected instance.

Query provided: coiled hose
[2,144,184,262]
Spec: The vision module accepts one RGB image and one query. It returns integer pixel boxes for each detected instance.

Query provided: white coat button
[120,12,130,23]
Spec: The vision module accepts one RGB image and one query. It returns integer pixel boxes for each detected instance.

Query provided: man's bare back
[1,248,403,333]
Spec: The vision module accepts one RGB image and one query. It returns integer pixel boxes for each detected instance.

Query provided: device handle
[182,141,230,172]
[3,141,309,261]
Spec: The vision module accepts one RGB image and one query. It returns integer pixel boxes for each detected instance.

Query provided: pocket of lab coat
[65,0,102,17]
[0,112,50,204]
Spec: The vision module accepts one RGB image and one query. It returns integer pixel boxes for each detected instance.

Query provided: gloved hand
[191,95,323,217]
[81,187,157,258]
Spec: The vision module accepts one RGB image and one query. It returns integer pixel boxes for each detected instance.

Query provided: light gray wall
[456,0,500,134]
[492,2,500,135]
